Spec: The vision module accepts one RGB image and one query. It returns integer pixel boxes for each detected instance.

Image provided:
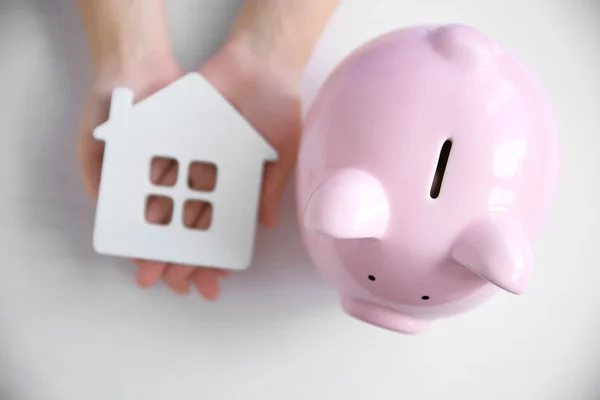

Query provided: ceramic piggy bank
[296,24,560,334]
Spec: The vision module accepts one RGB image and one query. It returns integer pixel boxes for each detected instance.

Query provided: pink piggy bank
[296,24,560,334]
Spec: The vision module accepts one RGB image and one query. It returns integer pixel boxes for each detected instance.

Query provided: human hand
[77,44,302,300]
[77,0,339,299]
[135,41,304,297]
[76,0,243,299]
[123,0,342,298]
[77,54,234,299]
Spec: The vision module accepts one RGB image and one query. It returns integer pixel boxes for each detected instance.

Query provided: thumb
[258,134,300,228]
[77,133,104,199]
[77,97,109,199]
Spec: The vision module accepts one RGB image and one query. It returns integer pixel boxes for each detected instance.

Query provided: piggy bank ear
[303,169,390,239]
[451,213,533,295]
[428,24,499,70]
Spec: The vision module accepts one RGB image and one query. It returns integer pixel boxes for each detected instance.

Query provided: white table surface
[1,0,599,399]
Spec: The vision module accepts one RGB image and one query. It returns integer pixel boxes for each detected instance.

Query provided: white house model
[92,73,278,271]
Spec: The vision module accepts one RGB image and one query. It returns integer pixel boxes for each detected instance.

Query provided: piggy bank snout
[303,168,535,296]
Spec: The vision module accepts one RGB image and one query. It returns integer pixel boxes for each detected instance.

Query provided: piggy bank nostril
[368,275,376,281]
[422,296,430,300]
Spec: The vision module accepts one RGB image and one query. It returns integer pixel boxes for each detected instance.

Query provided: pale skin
[76,0,340,299]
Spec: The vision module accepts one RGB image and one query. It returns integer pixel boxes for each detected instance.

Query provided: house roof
[93,73,278,162]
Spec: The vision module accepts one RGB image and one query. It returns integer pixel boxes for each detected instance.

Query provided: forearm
[76,0,172,76]
[229,0,341,73]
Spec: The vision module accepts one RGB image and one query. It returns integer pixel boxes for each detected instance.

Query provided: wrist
[228,31,309,81]
[78,0,173,82]
[92,52,181,98]
[92,47,174,81]
[226,0,340,81]
[198,39,302,128]
[218,36,306,93]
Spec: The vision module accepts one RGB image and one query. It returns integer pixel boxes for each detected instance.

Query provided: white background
[0,0,598,399]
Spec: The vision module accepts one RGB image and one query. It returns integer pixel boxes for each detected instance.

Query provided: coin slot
[430,139,452,199]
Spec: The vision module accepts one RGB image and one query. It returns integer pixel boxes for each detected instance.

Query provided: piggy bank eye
[368,275,376,281]
[421,296,430,301]
[430,139,453,199]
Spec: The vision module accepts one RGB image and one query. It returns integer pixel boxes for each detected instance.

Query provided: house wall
[95,137,267,270]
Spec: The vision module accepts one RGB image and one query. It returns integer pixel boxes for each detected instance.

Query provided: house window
[149,156,179,187]
[144,157,216,230]
[145,195,174,226]
[183,200,213,230]
[188,161,217,192]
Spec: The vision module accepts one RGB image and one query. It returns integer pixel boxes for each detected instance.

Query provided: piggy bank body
[296,25,560,334]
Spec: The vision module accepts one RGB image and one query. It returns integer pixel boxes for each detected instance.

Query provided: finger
[77,99,108,198]
[182,161,215,228]
[134,161,178,287]
[167,193,230,291]
[193,269,221,300]
[164,197,214,292]
[78,136,104,198]
[136,261,169,288]
[165,266,229,288]
[214,269,231,278]
[141,151,216,293]
[145,163,177,224]
[259,136,300,228]
[184,204,222,301]
[163,265,194,295]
